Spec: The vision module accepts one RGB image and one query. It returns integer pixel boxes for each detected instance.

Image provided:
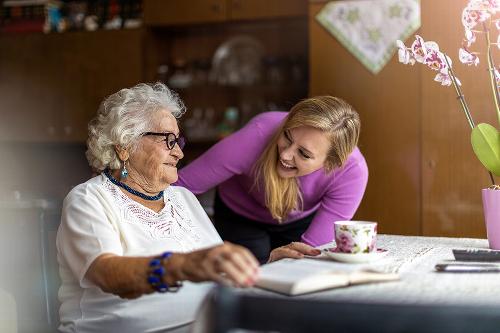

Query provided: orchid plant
[397,0,500,187]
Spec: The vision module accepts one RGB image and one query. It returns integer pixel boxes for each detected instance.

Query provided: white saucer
[323,248,388,263]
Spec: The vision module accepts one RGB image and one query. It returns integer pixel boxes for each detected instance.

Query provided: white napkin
[316,0,421,74]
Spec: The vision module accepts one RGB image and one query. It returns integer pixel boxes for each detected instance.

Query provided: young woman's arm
[176,113,280,194]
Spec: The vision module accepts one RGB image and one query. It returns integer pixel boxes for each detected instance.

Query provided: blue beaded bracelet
[147,252,182,293]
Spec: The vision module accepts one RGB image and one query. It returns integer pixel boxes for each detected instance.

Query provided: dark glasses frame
[142,132,186,150]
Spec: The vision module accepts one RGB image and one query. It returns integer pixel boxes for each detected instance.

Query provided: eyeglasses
[142,132,186,150]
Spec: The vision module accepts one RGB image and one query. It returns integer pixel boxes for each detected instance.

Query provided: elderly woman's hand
[170,242,260,288]
[268,242,321,263]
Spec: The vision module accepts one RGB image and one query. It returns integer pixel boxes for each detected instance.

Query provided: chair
[39,209,61,331]
[0,201,61,332]
[204,287,500,333]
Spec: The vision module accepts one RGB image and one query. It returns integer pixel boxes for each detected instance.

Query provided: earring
[120,161,128,180]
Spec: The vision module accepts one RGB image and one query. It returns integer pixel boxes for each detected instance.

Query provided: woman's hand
[169,242,260,288]
[268,242,321,263]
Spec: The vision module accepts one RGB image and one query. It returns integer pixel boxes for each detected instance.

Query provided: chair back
[39,209,62,330]
[0,202,60,333]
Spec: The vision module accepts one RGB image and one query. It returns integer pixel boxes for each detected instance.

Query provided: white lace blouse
[56,174,222,333]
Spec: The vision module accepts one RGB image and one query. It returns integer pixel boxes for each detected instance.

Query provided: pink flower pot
[482,188,500,250]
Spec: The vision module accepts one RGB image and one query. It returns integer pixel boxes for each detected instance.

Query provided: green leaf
[471,123,500,177]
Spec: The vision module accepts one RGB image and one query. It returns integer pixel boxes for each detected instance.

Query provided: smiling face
[276,126,331,178]
[125,109,184,193]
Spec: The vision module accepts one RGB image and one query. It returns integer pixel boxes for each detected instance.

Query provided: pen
[435,263,500,273]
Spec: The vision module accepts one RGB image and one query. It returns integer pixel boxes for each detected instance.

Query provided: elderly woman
[56,82,318,333]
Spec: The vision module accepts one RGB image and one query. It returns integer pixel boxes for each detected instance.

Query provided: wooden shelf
[144,0,306,26]
[173,82,307,92]
[0,3,308,144]
[0,29,144,143]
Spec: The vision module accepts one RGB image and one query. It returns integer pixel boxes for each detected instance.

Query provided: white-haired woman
[56,83,317,333]
[177,97,368,264]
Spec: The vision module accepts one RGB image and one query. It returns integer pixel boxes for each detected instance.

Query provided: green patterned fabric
[317,0,421,74]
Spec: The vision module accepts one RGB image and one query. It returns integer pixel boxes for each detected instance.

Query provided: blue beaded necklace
[104,169,164,201]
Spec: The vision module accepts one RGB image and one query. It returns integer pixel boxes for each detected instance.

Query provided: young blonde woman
[176,96,368,264]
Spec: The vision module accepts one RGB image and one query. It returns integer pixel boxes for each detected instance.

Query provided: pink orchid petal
[434,73,452,86]
[411,35,428,63]
[462,8,478,29]
[462,7,491,29]
[459,48,480,65]
[396,40,416,65]
[434,72,461,87]
[396,39,406,49]
[467,0,500,12]
[424,41,440,52]
[465,29,476,47]
[495,67,500,83]
[424,49,448,72]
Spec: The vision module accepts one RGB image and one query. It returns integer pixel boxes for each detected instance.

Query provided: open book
[256,258,399,296]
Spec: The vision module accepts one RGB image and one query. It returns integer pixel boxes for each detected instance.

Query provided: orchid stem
[489,172,496,185]
[444,55,475,129]
[483,23,500,127]
[444,55,496,186]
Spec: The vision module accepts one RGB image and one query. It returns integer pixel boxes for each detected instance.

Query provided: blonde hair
[254,96,360,222]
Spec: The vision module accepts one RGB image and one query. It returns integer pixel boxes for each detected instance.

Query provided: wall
[309,0,497,237]
[0,143,91,201]
[419,0,495,237]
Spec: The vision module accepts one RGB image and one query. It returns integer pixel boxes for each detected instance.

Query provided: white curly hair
[86,82,186,171]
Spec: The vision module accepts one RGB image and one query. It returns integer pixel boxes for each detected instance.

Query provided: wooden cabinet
[144,0,306,26]
[309,0,494,238]
[144,0,227,26]
[0,1,308,148]
[228,0,307,21]
[0,29,143,143]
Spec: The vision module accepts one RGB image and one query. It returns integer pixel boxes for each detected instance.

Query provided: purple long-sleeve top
[176,112,368,246]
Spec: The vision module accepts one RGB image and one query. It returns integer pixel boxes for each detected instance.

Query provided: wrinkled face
[276,126,331,178]
[127,109,184,192]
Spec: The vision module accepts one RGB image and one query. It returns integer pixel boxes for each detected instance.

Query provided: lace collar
[102,178,201,246]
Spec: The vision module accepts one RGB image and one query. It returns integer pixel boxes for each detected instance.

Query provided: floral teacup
[333,221,377,254]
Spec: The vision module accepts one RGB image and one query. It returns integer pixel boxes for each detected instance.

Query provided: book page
[259,258,361,282]
[256,258,363,295]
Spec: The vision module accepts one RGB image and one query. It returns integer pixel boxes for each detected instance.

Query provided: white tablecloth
[247,235,499,306]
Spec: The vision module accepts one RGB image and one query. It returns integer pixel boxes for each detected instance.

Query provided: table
[202,235,500,333]
[300,234,500,307]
